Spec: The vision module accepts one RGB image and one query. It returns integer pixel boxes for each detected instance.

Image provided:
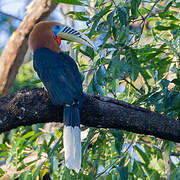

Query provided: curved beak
[56,26,96,51]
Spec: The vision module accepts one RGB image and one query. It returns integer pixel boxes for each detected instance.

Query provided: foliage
[0,0,180,179]
[53,0,85,5]
[11,61,43,93]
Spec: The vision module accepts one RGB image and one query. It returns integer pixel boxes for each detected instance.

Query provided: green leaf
[107,10,115,27]
[28,132,43,143]
[22,131,35,139]
[172,78,180,86]
[160,79,170,88]
[0,168,5,176]
[148,91,162,105]
[131,0,141,19]
[89,3,112,37]
[52,0,84,5]
[96,21,107,33]
[125,48,139,81]
[48,135,62,157]
[95,0,105,6]
[176,2,180,8]
[107,55,131,81]
[164,1,173,13]
[16,137,25,147]
[117,6,128,26]
[18,170,32,180]
[96,66,106,86]
[67,11,89,21]
[148,156,164,172]
[47,136,55,147]
[32,162,44,179]
[0,151,8,157]
[117,166,128,180]
[171,168,180,180]
[31,79,42,84]
[17,159,37,171]
[102,31,111,48]
[92,74,106,95]
[155,24,179,31]
[87,79,94,94]
[79,46,94,59]
[117,24,128,45]
[134,145,149,164]
[163,140,174,157]
[0,144,8,150]
[112,130,124,155]
[112,26,118,41]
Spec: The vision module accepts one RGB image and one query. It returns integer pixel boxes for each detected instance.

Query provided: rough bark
[0,0,58,97]
[0,88,179,143]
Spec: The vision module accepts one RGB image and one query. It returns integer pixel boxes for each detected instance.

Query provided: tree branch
[0,88,179,143]
[0,0,58,97]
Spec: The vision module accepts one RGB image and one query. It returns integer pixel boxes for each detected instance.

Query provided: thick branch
[0,0,58,97]
[0,88,179,143]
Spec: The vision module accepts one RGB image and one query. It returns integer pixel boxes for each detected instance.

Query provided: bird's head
[52,23,95,50]
[29,21,95,53]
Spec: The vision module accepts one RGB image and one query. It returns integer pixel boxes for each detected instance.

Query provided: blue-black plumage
[33,47,83,127]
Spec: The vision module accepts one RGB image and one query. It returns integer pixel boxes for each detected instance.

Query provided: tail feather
[63,126,75,169]
[73,126,81,172]
[63,106,81,173]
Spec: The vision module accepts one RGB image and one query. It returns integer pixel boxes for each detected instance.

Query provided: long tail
[63,105,81,173]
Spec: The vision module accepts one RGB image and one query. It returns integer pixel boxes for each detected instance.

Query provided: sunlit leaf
[32,162,44,179]
[0,168,5,176]
[67,11,89,21]
[22,131,35,139]
[0,151,8,157]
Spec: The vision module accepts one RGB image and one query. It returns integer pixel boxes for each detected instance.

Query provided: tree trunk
[0,0,58,97]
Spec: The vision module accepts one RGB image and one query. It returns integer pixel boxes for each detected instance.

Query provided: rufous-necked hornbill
[29,21,95,173]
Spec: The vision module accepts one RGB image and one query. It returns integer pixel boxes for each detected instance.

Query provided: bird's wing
[33,48,83,106]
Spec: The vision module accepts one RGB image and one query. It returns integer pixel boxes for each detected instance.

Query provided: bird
[29,21,95,173]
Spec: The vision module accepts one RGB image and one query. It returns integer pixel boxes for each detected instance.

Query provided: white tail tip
[63,126,81,173]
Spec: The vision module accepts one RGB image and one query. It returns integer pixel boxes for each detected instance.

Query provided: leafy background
[0,0,180,179]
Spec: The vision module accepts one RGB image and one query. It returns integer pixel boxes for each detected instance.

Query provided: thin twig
[95,135,136,179]
[81,66,97,73]
[144,0,161,19]
[0,11,22,21]
[123,135,136,154]
[128,0,161,46]
[123,78,144,95]
[95,159,119,179]
[112,0,118,8]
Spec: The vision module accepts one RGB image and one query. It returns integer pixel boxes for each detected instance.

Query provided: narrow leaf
[117,166,128,180]
[53,0,83,5]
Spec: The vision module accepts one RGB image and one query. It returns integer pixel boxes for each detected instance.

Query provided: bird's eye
[52,25,62,33]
